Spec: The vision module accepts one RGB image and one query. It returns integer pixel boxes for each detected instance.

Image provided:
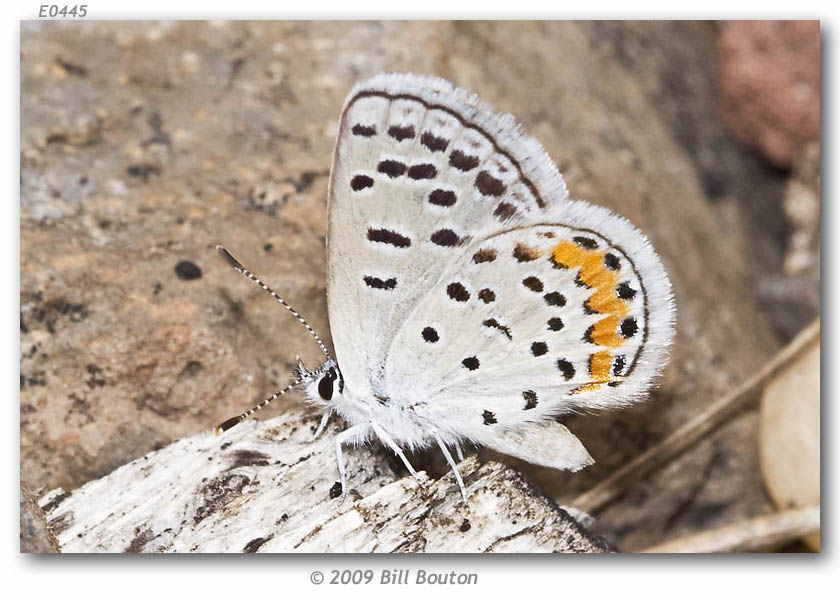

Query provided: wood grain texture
[39,409,610,553]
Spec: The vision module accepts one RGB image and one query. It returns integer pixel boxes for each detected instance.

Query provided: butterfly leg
[433,432,468,503]
[370,421,419,479]
[335,423,369,501]
[313,409,332,440]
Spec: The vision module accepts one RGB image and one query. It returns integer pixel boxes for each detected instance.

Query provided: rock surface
[21,21,819,552]
[758,141,821,341]
[718,20,820,168]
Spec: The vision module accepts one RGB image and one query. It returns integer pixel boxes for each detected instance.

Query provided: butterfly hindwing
[384,203,673,449]
[479,420,594,473]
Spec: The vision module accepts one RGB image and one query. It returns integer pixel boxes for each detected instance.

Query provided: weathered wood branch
[640,506,820,553]
[38,410,610,553]
[572,320,820,515]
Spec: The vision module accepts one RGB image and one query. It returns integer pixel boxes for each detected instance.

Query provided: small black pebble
[263,243,273,252]
[174,260,202,281]
[329,481,342,499]
[459,519,471,532]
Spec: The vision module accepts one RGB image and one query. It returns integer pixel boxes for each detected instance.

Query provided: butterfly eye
[318,368,337,401]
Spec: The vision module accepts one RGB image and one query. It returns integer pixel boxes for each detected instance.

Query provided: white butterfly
[216,73,675,502]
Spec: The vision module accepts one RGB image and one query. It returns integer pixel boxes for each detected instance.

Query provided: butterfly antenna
[215,380,298,434]
[216,246,332,361]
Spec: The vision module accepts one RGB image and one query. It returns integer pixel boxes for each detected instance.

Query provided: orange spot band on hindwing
[589,350,613,380]
[551,239,632,393]
[590,316,625,347]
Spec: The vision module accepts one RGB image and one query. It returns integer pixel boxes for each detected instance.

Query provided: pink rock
[718,21,820,168]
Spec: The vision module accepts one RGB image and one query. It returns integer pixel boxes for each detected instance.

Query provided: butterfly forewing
[327,74,569,400]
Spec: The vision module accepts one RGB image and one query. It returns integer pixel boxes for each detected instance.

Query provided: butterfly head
[297,357,344,406]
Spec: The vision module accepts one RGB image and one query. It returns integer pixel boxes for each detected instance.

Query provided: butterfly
[215,73,675,502]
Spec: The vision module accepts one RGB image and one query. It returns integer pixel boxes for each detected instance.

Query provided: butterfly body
[219,73,674,501]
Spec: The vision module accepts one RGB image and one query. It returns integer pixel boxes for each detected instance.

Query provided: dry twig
[639,505,819,553]
[573,319,820,514]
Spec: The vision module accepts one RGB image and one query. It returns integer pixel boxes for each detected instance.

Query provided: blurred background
[20,21,820,552]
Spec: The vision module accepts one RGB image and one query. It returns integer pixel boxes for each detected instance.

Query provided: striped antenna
[215,380,298,434]
[216,246,332,361]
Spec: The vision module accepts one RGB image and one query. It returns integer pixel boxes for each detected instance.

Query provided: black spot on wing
[367,228,411,248]
[431,229,460,247]
[422,327,439,343]
[478,288,496,303]
[377,160,406,178]
[351,124,376,137]
[408,163,437,180]
[531,341,548,356]
[482,318,512,340]
[573,236,598,249]
[513,243,540,262]
[617,282,637,300]
[548,317,564,331]
[482,410,497,425]
[613,354,626,376]
[473,248,497,263]
[350,175,373,191]
[463,356,480,371]
[388,125,415,141]
[522,276,544,292]
[475,170,506,197]
[604,253,621,270]
[556,359,575,380]
[523,390,538,410]
[363,276,396,290]
[420,132,449,152]
[494,202,516,220]
[544,292,566,306]
[620,317,639,338]
[446,282,470,302]
[449,150,480,172]
[429,189,457,207]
